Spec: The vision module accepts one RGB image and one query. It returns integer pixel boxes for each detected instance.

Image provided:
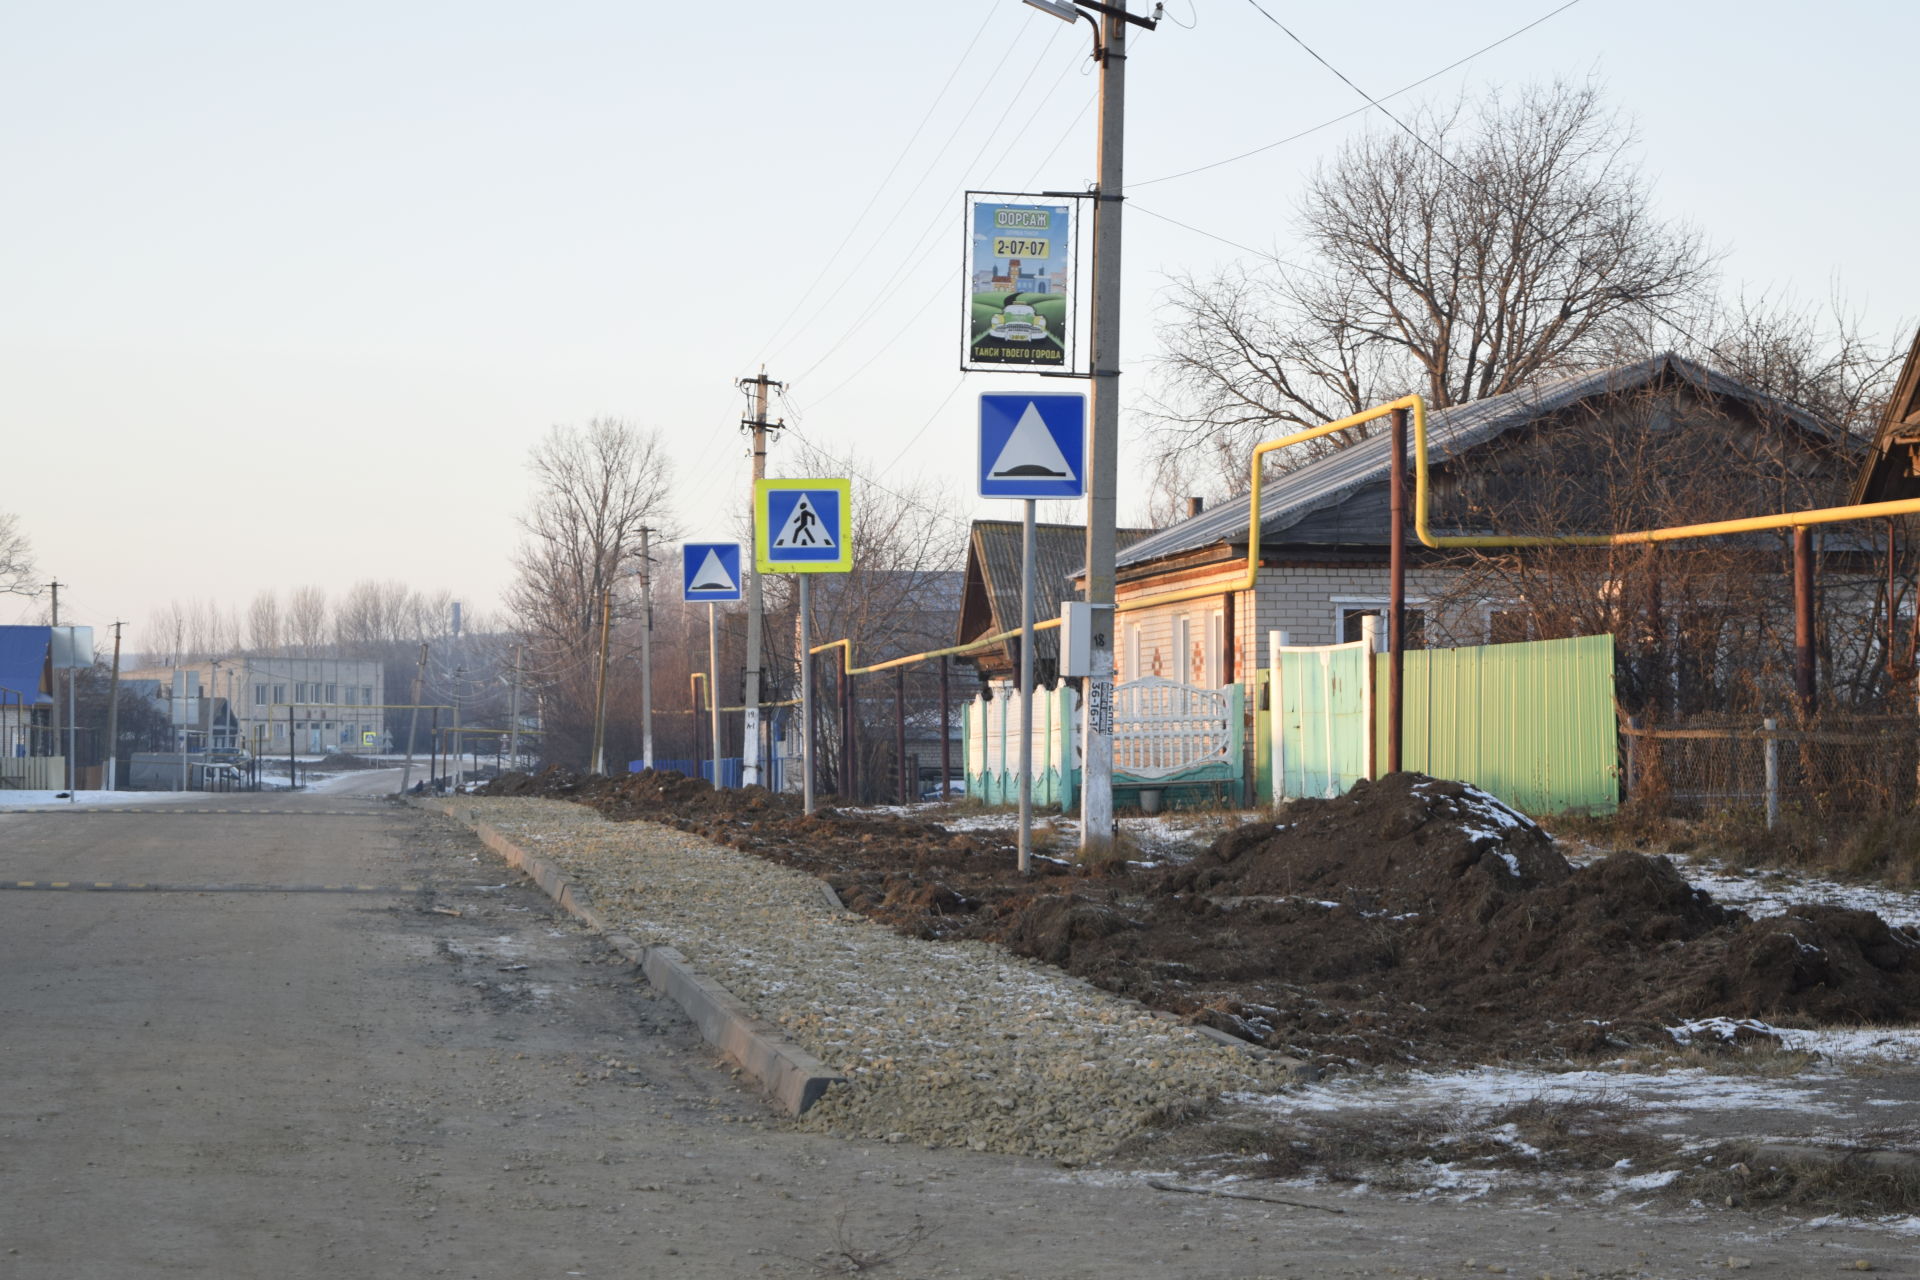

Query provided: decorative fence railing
[962,685,1079,810]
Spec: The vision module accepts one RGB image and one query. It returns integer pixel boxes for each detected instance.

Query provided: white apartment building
[123,657,388,755]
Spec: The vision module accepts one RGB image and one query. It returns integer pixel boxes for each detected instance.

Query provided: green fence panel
[1275,643,1372,800]
[1378,633,1618,814]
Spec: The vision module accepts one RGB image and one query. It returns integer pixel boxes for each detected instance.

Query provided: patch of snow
[0,788,215,809]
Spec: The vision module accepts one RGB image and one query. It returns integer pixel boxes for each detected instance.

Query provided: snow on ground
[1661,853,1920,929]
[0,788,213,809]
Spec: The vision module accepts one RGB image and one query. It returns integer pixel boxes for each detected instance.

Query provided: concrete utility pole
[738,369,782,787]
[637,525,657,770]
[104,621,124,791]
[47,580,62,784]
[1079,2,1144,860]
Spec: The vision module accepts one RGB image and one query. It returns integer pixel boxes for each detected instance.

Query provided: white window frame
[1330,596,1429,651]
[1204,608,1225,688]
[1172,616,1191,684]
[1123,620,1141,683]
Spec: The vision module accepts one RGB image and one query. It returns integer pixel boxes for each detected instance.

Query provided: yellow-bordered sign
[754,477,852,574]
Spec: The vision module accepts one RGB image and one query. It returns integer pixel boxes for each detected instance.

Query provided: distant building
[121,656,386,754]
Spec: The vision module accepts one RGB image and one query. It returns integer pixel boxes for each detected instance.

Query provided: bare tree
[0,512,35,599]
[1148,80,1716,493]
[507,419,674,767]
[246,590,283,655]
[286,586,330,656]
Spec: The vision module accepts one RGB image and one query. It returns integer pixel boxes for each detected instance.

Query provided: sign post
[755,479,853,814]
[979,393,1086,872]
[682,543,745,790]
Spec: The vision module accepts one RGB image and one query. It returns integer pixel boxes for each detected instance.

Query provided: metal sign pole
[800,574,815,815]
[1019,497,1036,874]
[708,602,722,789]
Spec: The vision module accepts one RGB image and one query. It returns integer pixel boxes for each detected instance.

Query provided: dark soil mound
[476,767,1920,1066]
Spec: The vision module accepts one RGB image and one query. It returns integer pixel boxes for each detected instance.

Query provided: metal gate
[1270,630,1376,800]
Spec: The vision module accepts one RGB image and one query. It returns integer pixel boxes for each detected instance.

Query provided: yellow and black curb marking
[3,881,425,894]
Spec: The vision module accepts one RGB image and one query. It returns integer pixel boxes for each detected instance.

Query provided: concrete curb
[418,799,845,1116]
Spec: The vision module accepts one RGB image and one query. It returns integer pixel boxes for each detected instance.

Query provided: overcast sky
[4,0,1915,644]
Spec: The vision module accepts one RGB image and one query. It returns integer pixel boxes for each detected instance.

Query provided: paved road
[2,776,1913,1279]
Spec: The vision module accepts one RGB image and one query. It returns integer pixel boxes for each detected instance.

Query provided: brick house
[1101,353,1858,694]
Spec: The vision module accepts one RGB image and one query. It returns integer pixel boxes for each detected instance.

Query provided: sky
[4,0,1916,646]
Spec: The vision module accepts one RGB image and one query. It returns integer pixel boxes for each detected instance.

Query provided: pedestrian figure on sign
[791,505,818,545]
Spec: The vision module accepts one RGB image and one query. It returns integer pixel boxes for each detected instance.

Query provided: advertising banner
[963,194,1077,373]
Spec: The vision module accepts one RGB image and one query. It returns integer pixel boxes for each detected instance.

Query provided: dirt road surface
[2,772,1911,1278]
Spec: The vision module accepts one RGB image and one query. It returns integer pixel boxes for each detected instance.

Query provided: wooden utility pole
[399,642,428,794]
[507,643,523,770]
[738,369,782,787]
[103,621,125,790]
[589,587,613,773]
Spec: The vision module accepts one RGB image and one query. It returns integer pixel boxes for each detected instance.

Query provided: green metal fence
[1377,633,1619,814]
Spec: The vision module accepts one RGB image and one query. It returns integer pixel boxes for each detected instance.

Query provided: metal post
[1020,497,1036,873]
[1794,526,1816,716]
[47,581,61,791]
[288,704,297,791]
[1388,405,1408,774]
[840,660,856,802]
[708,603,722,788]
[67,649,78,798]
[1763,716,1780,829]
[895,665,908,803]
[104,622,123,791]
[590,587,613,773]
[1079,3,1128,863]
[452,667,464,792]
[400,642,427,794]
[638,526,656,770]
[800,576,815,814]
[429,706,439,790]
[939,655,951,798]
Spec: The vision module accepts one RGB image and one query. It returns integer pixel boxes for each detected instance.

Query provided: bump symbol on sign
[988,402,1073,479]
[773,494,833,549]
[689,549,736,592]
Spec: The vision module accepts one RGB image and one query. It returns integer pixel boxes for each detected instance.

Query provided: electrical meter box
[1058,602,1113,677]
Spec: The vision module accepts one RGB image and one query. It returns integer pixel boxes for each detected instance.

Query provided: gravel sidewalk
[458,797,1302,1162]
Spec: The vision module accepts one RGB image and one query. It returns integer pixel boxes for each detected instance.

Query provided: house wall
[1114,561,1480,687]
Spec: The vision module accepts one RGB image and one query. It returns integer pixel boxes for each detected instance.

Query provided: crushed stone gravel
[455,797,1302,1162]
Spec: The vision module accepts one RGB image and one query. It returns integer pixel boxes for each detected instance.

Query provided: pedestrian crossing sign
[755,477,852,574]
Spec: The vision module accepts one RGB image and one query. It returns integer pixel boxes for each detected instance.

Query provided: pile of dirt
[478,767,1920,1066]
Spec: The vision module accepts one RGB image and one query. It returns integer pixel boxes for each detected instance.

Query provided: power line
[776,396,974,536]
[1132,0,1583,189]
[1237,0,1735,373]
[765,8,1043,369]
[747,0,1004,369]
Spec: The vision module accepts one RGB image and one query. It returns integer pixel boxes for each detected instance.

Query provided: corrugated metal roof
[965,522,1154,665]
[1119,353,1849,570]
[0,625,51,706]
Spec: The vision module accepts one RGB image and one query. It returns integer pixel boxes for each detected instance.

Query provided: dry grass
[1546,804,1920,889]
[1673,1138,1920,1216]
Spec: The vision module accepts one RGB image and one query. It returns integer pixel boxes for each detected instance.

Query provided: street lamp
[1022,0,1080,19]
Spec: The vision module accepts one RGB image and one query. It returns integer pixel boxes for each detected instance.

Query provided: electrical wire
[1130,0,1583,188]
[746,0,1003,369]
[763,7,1043,369]
[1236,0,1736,373]
[776,396,974,536]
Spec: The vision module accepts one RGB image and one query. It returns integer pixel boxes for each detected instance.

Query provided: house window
[1204,609,1225,688]
[1123,622,1140,682]
[1338,603,1426,649]
[254,684,267,707]
[1172,616,1192,685]
[363,685,374,706]
[294,683,306,703]
[272,684,286,705]
[325,683,336,704]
